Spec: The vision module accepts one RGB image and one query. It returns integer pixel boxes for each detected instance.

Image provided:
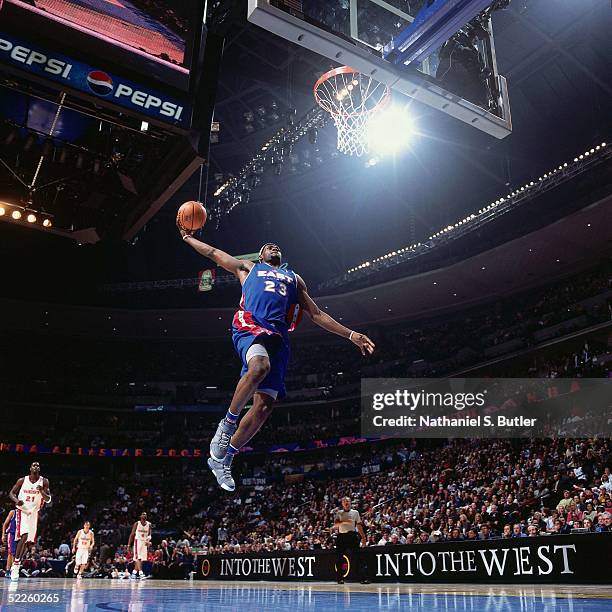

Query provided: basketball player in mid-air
[179,225,375,491]
[8,462,51,580]
[72,520,95,579]
[127,512,152,579]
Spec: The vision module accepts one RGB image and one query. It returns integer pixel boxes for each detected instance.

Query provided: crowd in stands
[1,335,609,452]
[0,266,610,575]
[287,265,611,387]
[0,465,206,579]
[1,265,610,410]
[0,352,606,461]
[1,435,610,577]
[188,437,612,555]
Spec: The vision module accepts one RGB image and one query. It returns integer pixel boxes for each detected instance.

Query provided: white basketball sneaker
[10,563,20,581]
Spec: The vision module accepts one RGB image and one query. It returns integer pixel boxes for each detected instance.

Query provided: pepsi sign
[86,70,113,96]
[0,32,190,128]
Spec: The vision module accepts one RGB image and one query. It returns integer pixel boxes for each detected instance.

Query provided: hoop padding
[314,66,391,157]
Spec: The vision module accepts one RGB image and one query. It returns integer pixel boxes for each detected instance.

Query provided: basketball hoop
[314,66,391,157]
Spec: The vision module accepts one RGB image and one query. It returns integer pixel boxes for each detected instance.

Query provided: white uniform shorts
[75,548,90,566]
[133,540,148,561]
[16,508,38,543]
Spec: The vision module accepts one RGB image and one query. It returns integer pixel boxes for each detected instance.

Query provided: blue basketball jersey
[6,511,18,554]
[6,512,16,538]
[233,262,300,336]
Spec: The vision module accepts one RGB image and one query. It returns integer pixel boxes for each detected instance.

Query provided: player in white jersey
[72,521,95,579]
[127,512,151,579]
[8,462,51,581]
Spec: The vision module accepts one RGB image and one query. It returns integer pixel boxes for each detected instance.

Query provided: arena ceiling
[0,0,610,300]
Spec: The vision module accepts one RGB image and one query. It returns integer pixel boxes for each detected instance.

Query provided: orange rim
[314,66,391,117]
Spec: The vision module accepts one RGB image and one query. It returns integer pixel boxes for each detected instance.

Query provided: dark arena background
[0,0,611,610]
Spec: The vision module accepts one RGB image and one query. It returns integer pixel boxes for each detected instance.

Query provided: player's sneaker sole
[207,457,235,492]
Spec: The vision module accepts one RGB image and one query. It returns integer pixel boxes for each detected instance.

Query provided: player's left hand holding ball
[177,201,206,238]
[176,217,193,239]
[350,332,375,355]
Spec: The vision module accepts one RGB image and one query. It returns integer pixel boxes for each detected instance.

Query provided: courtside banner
[0,32,190,128]
[0,436,382,458]
[361,377,612,438]
[197,534,612,584]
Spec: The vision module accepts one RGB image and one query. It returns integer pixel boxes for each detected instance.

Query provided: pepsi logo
[86,70,113,96]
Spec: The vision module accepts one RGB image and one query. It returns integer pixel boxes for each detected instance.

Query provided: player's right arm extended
[182,235,254,279]
[9,478,23,506]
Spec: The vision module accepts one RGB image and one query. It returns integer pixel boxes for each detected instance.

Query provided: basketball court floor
[2,579,612,611]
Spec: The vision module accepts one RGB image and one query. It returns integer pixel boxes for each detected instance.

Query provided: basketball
[177,201,207,232]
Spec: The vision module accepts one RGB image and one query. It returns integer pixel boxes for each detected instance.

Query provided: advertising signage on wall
[0,32,191,128]
[197,534,612,584]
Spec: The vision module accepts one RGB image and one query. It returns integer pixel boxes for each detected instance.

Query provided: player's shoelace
[218,431,231,449]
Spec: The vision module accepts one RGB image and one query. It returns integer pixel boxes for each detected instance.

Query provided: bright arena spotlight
[366,104,415,156]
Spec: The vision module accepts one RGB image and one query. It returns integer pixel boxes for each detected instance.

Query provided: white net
[314,67,391,157]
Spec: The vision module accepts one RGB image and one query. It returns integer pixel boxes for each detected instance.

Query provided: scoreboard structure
[0,0,223,242]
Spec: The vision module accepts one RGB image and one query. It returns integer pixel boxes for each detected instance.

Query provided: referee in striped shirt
[334,497,369,584]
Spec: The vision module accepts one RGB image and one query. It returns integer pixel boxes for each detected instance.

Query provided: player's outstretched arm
[296,275,375,355]
[9,478,24,506]
[178,225,254,280]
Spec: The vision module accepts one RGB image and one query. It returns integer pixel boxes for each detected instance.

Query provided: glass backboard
[248,0,512,138]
